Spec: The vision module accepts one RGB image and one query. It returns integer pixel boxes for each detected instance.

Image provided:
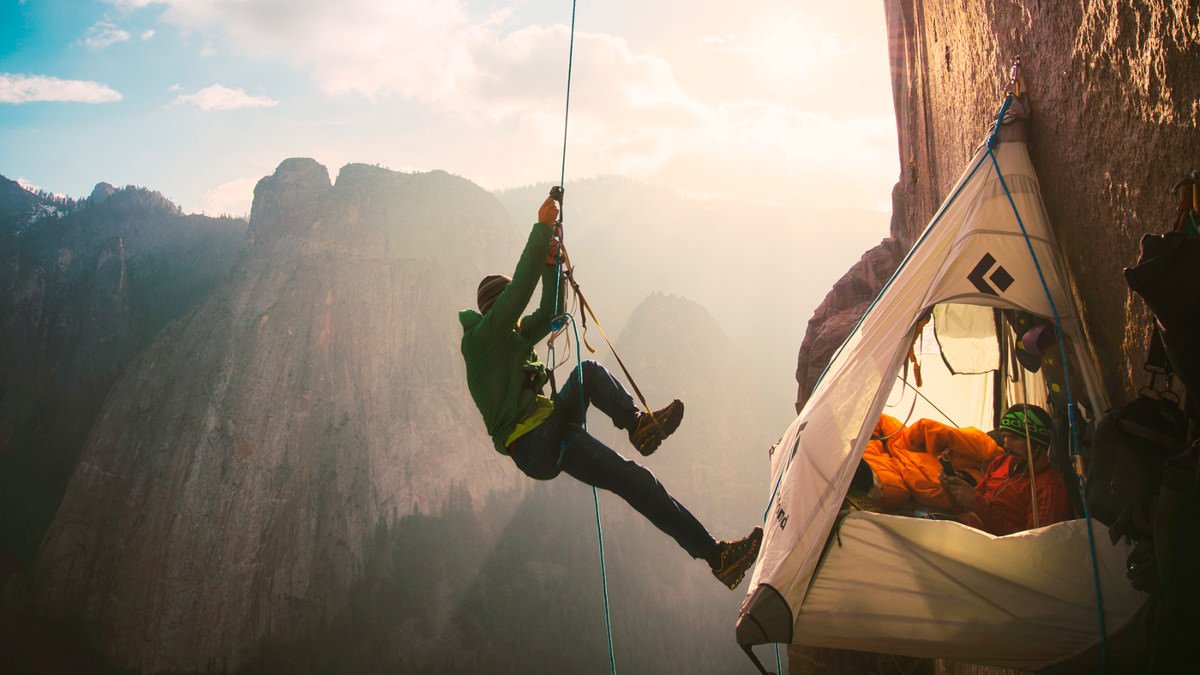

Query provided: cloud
[0,74,123,104]
[122,1,552,107]
[125,1,897,208]
[198,177,257,217]
[141,29,156,40]
[645,102,898,208]
[116,0,484,100]
[173,84,279,110]
[85,20,132,48]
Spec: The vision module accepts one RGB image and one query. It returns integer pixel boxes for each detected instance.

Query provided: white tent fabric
[737,97,1145,670]
[789,514,1139,671]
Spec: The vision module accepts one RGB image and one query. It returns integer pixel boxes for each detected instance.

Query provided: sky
[1,1,900,218]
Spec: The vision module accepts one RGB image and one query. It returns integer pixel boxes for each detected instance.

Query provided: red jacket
[964,453,1072,535]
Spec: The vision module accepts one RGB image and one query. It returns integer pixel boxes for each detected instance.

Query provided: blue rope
[986,140,1109,671]
[551,312,617,674]
[985,93,1014,150]
[559,0,577,191]
[549,6,614,662]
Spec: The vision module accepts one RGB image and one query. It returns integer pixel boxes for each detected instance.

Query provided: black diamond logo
[990,266,1014,292]
[968,253,1014,296]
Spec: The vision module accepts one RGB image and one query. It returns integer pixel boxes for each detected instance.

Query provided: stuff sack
[1085,393,1189,536]
[1125,232,1200,403]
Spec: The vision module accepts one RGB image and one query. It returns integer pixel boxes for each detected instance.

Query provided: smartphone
[939,455,976,486]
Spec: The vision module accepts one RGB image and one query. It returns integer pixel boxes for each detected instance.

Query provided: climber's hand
[941,473,978,506]
[538,196,559,226]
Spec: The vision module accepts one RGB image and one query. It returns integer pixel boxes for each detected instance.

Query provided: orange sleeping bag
[862,414,1002,512]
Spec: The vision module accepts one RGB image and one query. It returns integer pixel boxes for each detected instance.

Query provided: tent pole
[1019,369,1042,528]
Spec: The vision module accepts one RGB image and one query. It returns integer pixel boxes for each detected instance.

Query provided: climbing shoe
[628,399,684,456]
[708,526,763,590]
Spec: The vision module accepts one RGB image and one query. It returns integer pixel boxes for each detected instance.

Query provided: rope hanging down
[986,83,1110,672]
[545,2,617,674]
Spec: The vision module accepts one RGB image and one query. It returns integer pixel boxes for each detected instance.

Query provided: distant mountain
[602,291,784,528]
[33,159,528,672]
[0,175,77,234]
[0,177,246,591]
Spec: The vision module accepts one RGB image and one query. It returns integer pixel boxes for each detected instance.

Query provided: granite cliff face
[33,160,525,672]
[0,182,245,584]
[886,0,1199,400]
[793,235,905,412]
[796,1,1200,407]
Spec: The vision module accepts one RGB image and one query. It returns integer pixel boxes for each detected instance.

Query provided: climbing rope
[986,92,1110,671]
[555,246,663,428]
[554,312,616,674]
[544,2,617,673]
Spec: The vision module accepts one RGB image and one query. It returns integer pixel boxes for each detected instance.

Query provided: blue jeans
[508,361,717,559]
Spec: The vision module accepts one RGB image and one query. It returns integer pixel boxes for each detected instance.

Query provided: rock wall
[882,0,1200,403]
[0,185,245,578]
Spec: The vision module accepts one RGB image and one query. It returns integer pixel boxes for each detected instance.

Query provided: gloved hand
[538,196,559,226]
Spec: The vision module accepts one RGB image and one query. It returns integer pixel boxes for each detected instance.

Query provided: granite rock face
[793,234,905,412]
[882,0,1200,401]
[0,183,245,579]
[34,160,525,672]
[797,1,1200,407]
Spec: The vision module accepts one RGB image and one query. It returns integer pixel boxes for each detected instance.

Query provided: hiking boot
[628,399,684,457]
[707,526,763,590]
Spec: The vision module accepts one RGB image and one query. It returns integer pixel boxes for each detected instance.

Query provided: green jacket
[459,221,564,453]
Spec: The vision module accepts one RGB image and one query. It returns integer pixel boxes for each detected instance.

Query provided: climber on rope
[458,194,762,589]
